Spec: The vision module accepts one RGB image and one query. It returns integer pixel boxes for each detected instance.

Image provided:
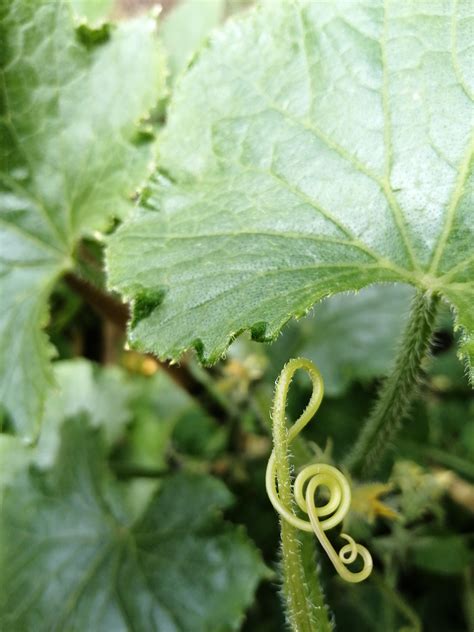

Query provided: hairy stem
[372,572,421,632]
[64,271,129,329]
[272,365,332,632]
[345,290,440,478]
[299,532,333,628]
[279,522,319,632]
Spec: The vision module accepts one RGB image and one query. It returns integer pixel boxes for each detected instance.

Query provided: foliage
[160,0,226,81]
[0,0,165,437]
[230,283,414,396]
[107,1,473,380]
[0,416,266,631]
[0,1,473,631]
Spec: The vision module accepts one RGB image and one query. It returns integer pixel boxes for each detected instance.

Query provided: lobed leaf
[0,0,166,437]
[107,0,474,380]
[0,416,267,631]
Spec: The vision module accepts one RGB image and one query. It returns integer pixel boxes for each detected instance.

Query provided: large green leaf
[0,0,165,437]
[0,416,266,631]
[107,0,474,380]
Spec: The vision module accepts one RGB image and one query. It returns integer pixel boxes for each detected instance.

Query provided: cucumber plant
[0,0,473,630]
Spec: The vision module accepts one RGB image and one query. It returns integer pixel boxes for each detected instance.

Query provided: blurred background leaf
[232,284,414,397]
[0,415,267,631]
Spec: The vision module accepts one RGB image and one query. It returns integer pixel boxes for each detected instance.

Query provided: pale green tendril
[266,358,373,584]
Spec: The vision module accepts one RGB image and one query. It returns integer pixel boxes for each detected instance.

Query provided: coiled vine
[266,358,373,629]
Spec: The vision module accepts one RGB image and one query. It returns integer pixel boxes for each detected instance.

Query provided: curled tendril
[265,358,373,583]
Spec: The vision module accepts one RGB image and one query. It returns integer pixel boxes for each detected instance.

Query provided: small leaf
[391,461,445,524]
[0,0,166,437]
[0,416,267,631]
[107,0,474,380]
[412,536,472,575]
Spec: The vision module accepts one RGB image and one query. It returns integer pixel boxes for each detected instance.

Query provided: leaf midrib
[450,0,474,102]
[53,542,116,632]
[180,2,472,285]
[428,128,474,275]
[216,50,421,273]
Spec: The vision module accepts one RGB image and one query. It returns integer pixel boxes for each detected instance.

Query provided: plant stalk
[63,271,232,424]
[344,290,440,478]
[272,369,332,632]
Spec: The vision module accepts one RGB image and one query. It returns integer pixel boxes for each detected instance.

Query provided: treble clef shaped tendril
[265,358,373,583]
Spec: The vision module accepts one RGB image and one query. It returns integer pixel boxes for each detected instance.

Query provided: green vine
[266,359,372,630]
[345,290,440,478]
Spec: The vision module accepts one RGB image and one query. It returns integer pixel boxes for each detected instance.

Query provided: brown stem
[63,272,231,423]
[64,272,129,328]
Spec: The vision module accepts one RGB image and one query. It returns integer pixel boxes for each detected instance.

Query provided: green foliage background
[0,1,473,631]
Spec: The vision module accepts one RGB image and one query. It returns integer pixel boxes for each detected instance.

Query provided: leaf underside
[160,0,226,80]
[107,0,473,380]
[254,283,415,396]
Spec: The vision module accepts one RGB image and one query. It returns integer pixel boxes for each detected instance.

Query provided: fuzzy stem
[272,363,332,632]
[279,522,321,632]
[344,290,440,478]
[274,414,318,631]
[372,572,421,632]
[299,532,333,628]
